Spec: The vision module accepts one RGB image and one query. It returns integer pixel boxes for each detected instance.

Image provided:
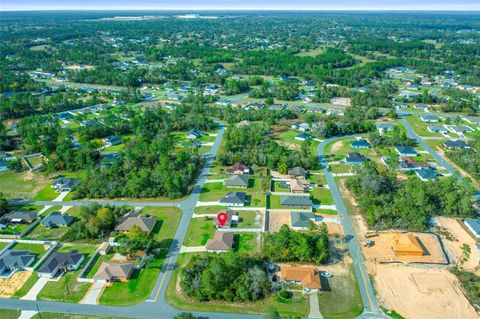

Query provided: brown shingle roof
[205,231,234,251]
[93,262,133,281]
[114,215,157,233]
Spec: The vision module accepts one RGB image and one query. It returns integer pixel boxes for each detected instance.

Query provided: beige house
[93,262,134,283]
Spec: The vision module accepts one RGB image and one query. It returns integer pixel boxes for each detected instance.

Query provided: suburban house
[414,103,429,111]
[186,129,204,139]
[279,266,321,290]
[420,115,440,123]
[295,133,313,141]
[392,234,424,256]
[415,169,438,181]
[219,192,246,207]
[58,112,74,121]
[399,157,430,171]
[280,195,312,209]
[93,262,134,283]
[289,178,310,193]
[443,140,470,150]
[395,146,417,157]
[399,91,419,99]
[290,212,316,230]
[376,123,395,135]
[427,125,448,134]
[227,163,251,175]
[214,210,238,229]
[0,250,36,278]
[345,152,368,165]
[37,250,84,278]
[51,177,80,192]
[291,122,310,132]
[448,125,474,134]
[224,174,250,188]
[41,212,74,228]
[1,211,37,224]
[114,212,157,234]
[205,231,234,253]
[350,139,371,149]
[103,135,121,146]
[288,167,307,179]
[464,219,480,238]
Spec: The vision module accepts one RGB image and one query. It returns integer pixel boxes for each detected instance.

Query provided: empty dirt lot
[372,264,478,319]
[0,270,32,297]
[435,217,480,273]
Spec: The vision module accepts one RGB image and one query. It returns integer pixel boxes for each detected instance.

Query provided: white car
[321,272,333,278]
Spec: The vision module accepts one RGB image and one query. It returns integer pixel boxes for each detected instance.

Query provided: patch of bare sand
[0,270,32,297]
[331,140,344,154]
[435,217,480,273]
[268,211,291,232]
[372,264,478,319]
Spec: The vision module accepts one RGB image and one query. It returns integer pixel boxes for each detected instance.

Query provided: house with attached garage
[345,152,368,165]
[464,219,480,239]
[1,211,37,224]
[289,178,310,193]
[37,250,84,278]
[224,174,250,188]
[115,211,157,234]
[51,177,80,192]
[448,125,474,134]
[41,212,74,228]
[443,140,470,150]
[205,231,234,253]
[350,139,371,149]
[395,146,417,157]
[0,250,36,278]
[219,192,246,207]
[280,266,321,290]
[288,167,308,179]
[103,135,121,146]
[290,212,316,230]
[399,157,430,171]
[186,128,204,139]
[93,262,134,283]
[427,125,448,134]
[214,210,238,229]
[227,163,251,175]
[280,195,312,209]
[420,115,440,123]
[415,168,438,181]
[376,123,395,135]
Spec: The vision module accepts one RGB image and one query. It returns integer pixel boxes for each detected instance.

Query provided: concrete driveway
[21,277,49,300]
[81,281,107,305]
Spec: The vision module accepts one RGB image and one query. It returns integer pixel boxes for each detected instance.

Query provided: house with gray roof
[205,231,234,253]
[280,195,312,209]
[38,250,84,278]
[219,192,246,207]
[427,125,448,134]
[420,115,440,123]
[224,175,249,188]
[288,167,307,178]
[1,211,37,224]
[0,250,36,278]
[415,169,438,181]
[186,129,204,139]
[448,125,474,134]
[114,212,157,234]
[214,209,238,228]
[346,152,368,165]
[290,212,316,230]
[464,219,480,239]
[376,123,395,135]
[41,212,74,228]
[93,262,134,283]
[350,139,371,149]
[51,177,80,192]
[395,146,417,157]
[443,140,470,150]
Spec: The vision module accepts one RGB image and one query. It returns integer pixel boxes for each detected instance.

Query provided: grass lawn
[27,223,71,241]
[142,207,182,248]
[165,253,309,317]
[184,216,216,246]
[329,164,352,174]
[272,181,289,192]
[405,116,443,138]
[267,194,281,209]
[194,206,224,214]
[13,271,39,298]
[0,171,50,199]
[27,155,44,168]
[31,313,132,319]
[83,253,113,279]
[317,265,363,319]
[199,182,227,201]
[233,233,259,253]
[311,187,334,205]
[103,143,125,152]
[0,223,30,236]
[236,211,260,228]
[33,183,59,201]
[38,244,97,303]
[11,242,47,263]
[198,135,216,143]
[0,309,20,319]
[310,174,327,185]
[315,209,338,215]
[200,180,266,207]
[0,242,9,250]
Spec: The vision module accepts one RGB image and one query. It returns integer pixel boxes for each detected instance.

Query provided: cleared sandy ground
[435,217,480,273]
[268,211,291,232]
[0,270,33,297]
[371,264,478,319]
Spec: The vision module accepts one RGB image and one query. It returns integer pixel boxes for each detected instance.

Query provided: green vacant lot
[0,171,50,199]
[165,253,309,318]
[311,187,334,205]
[317,265,363,319]
[184,216,216,246]
[199,179,266,207]
[0,309,20,319]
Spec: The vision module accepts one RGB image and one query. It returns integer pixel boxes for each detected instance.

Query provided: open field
[0,171,51,199]
[371,264,478,319]
[268,211,291,232]
[183,216,216,246]
[0,309,20,319]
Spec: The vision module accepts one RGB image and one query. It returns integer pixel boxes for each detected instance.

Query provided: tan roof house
[93,262,134,282]
[205,231,234,252]
[280,266,321,289]
[289,178,310,193]
[114,212,157,234]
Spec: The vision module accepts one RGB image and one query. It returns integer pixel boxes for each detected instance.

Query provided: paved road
[317,137,389,319]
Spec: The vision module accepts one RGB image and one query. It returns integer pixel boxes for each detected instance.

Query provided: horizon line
[2,8,480,12]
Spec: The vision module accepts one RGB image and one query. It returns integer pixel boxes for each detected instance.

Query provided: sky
[2,0,480,11]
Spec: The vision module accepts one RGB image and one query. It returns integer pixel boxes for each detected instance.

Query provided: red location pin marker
[217,212,228,227]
